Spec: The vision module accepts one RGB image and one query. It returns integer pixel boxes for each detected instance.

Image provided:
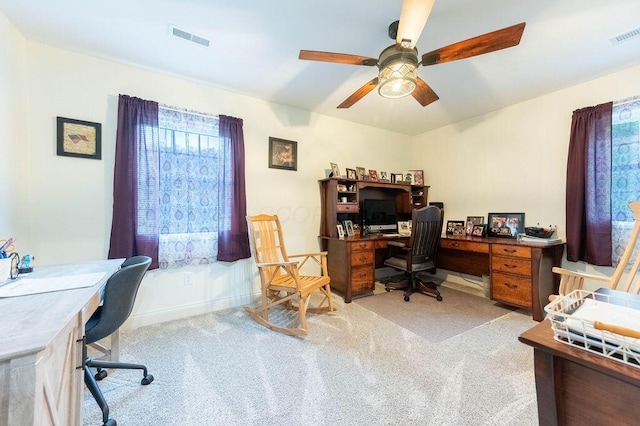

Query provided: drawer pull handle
[504,282,517,289]
[451,243,460,248]
[503,264,517,269]
[503,249,517,253]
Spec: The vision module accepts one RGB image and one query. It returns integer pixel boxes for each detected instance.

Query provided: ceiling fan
[298,0,526,108]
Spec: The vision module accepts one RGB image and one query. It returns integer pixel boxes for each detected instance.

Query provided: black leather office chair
[383,205,443,302]
[84,256,153,426]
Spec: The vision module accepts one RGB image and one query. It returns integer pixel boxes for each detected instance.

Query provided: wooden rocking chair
[245,214,335,336]
[550,201,640,301]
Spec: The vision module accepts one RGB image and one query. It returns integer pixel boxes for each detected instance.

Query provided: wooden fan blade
[299,50,378,66]
[338,78,379,108]
[412,77,439,107]
[421,22,526,66]
[396,0,435,49]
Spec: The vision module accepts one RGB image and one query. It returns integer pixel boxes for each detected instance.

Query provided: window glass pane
[157,107,220,268]
[611,99,640,264]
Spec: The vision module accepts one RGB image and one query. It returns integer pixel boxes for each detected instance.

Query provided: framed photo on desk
[487,212,524,237]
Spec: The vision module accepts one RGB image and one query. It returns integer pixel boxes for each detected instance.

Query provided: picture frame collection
[329,163,424,185]
[446,213,526,239]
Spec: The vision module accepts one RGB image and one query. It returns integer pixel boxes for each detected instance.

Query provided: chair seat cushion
[384,256,407,270]
[385,256,434,272]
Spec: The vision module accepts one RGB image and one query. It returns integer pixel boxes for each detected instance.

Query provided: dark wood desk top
[518,289,640,386]
[440,234,565,247]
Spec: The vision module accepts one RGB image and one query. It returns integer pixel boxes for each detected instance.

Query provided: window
[611,98,640,263]
[157,107,220,268]
[108,95,250,269]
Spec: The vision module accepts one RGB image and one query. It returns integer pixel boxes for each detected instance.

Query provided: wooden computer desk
[321,234,564,321]
[519,288,640,425]
[0,259,123,426]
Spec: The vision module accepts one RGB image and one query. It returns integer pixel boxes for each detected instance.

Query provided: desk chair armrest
[387,241,408,248]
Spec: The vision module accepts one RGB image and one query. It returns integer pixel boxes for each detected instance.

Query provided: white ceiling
[2,0,640,136]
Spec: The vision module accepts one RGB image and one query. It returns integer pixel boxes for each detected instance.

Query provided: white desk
[0,259,123,426]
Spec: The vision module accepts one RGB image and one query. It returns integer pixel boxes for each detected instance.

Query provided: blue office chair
[84,256,153,426]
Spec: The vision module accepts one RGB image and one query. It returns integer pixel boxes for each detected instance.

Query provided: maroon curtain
[216,115,250,262]
[108,95,160,269]
[565,102,612,265]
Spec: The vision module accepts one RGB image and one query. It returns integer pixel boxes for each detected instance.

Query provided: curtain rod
[160,103,218,119]
[614,96,640,106]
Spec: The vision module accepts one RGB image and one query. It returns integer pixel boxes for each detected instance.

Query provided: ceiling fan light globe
[378,61,417,98]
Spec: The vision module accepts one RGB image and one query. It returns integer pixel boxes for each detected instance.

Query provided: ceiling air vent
[170,25,210,47]
[609,27,640,45]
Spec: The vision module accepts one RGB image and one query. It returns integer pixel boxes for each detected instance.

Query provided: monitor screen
[362,199,397,232]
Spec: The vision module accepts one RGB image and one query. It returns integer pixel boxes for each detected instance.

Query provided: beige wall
[3,9,640,326]
[0,12,26,234]
[415,63,640,287]
[4,9,412,327]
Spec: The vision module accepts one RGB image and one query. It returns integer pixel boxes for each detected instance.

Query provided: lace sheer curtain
[157,107,220,268]
[611,96,640,264]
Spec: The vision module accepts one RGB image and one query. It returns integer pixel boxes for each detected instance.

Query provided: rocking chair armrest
[256,260,299,268]
[552,267,611,282]
[289,251,328,259]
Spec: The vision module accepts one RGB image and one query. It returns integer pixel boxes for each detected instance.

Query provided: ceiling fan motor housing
[377,45,419,98]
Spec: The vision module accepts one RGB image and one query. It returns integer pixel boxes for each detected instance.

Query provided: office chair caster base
[436,295,443,301]
[404,295,410,302]
[95,369,108,381]
[141,374,154,385]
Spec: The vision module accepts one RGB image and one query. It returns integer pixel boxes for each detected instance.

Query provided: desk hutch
[317,178,565,321]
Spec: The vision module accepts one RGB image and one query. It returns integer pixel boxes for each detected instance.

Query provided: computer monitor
[362,198,397,233]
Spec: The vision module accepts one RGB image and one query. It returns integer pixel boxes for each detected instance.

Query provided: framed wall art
[356,167,366,180]
[487,212,525,238]
[268,137,297,171]
[346,168,357,180]
[56,116,102,160]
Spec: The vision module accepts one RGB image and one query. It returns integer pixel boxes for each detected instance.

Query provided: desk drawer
[492,272,532,306]
[439,239,489,254]
[491,244,531,259]
[351,266,374,293]
[351,250,373,266]
[337,203,359,213]
[491,255,532,276]
[350,240,374,251]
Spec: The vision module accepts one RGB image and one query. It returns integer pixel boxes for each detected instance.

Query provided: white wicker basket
[544,289,640,368]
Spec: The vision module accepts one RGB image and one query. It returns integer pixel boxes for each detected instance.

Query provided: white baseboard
[122,293,260,331]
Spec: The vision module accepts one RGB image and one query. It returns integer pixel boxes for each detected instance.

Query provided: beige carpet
[82,288,538,425]
[356,281,517,343]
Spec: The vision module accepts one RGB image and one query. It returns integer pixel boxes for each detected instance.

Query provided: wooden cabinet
[318,178,429,238]
[324,238,376,302]
[437,236,565,321]
[489,241,564,321]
